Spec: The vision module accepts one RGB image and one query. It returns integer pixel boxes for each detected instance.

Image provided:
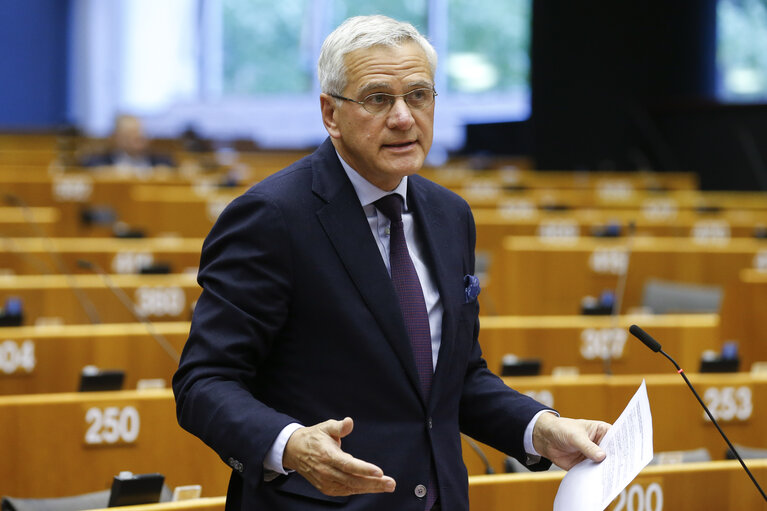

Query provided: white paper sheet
[553,379,653,511]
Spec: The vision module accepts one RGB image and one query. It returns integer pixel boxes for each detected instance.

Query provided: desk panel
[508,374,767,461]
[478,314,719,376]
[463,373,767,476]
[0,207,61,238]
[0,274,200,325]
[468,460,767,511]
[81,460,767,511]
[721,269,767,368]
[494,236,767,316]
[0,322,190,394]
[0,390,230,498]
[0,237,204,275]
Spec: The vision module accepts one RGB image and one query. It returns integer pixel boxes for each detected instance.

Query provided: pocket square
[464,274,481,303]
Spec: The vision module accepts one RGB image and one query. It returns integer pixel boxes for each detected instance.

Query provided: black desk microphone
[629,324,767,502]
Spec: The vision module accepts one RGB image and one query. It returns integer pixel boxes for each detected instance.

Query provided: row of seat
[463,373,767,476]
[2,141,766,506]
[0,314,720,396]
[1,373,765,498]
[7,459,767,510]
[0,273,199,325]
[8,174,760,239]
[482,235,767,315]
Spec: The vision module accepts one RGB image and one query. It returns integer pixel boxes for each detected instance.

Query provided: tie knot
[374,194,403,223]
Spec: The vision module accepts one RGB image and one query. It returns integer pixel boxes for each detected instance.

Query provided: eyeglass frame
[329,87,438,115]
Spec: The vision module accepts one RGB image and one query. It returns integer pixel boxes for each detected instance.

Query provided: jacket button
[414,484,427,498]
[427,417,433,429]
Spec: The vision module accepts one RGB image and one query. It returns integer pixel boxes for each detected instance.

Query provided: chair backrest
[1,490,110,511]
[1,486,172,511]
[649,447,712,465]
[726,444,767,460]
[641,278,723,314]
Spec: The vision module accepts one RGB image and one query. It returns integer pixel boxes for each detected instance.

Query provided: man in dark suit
[173,15,609,511]
[80,114,174,171]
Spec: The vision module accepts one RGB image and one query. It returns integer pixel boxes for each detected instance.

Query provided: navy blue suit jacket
[173,139,551,510]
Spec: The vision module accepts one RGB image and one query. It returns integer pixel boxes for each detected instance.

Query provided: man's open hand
[283,417,396,496]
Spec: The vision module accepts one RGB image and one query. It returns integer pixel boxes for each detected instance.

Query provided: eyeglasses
[330,88,437,115]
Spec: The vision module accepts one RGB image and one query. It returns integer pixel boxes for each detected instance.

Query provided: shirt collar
[336,151,409,211]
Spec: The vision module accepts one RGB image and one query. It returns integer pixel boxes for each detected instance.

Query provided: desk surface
[468,459,767,511]
[77,459,767,511]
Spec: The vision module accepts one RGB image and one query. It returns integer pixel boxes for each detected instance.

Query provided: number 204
[84,406,140,445]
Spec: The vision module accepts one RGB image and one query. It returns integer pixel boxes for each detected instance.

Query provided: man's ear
[320,94,342,139]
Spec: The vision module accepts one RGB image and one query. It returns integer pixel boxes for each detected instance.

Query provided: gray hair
[318,15,438,96]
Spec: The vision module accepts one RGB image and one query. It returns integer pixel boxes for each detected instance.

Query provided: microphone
[77,259,180,363]
[461,434,495,474]
[629,324,767,502]
[2,193,102,324]
[629,324,660,352]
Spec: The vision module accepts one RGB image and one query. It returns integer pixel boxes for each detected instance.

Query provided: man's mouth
[384,140,416,149]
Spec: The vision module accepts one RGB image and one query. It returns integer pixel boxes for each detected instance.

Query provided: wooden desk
[462,373,767,476]
[0,237,204,275]
[0,273,200,325]
[721,269,767,368]
[478,314,719,376]
[492,236,767,316]
[124,186,243,238]
[0,322,190,395]
[88,498,227,511]
[3,380,763,501]
[0,390,230,498]
[417,168,699,192]
[464,187,767,212]
[19,459,767,511]
[0,206,61,238]
[468,460,767,511]
[0,172,248,237]
[474,208,767,242]
[82,460,767,510]
[89,498,227,511]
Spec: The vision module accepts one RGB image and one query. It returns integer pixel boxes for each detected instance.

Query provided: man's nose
[386,97,415,130]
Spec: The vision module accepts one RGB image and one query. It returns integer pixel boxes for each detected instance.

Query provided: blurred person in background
[80,114,174,173]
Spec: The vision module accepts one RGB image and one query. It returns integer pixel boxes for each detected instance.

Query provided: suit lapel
[311,140,425,403]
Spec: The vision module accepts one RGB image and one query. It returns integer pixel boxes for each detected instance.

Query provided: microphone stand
[604,221,635,375]
[461,434,495,475]
[629,324,767,502]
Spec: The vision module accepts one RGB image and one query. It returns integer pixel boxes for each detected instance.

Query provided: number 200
[613,482,663,511]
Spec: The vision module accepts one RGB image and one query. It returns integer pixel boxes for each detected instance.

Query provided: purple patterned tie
[374,194,438,509]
